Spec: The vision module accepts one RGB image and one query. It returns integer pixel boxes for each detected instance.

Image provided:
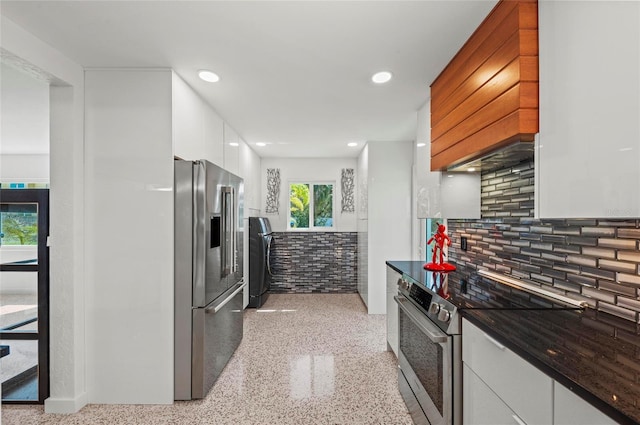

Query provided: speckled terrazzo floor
[2,294,413,425]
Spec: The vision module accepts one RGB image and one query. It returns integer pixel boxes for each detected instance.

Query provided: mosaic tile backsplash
[269,232,358,293]
[448,159,640,324]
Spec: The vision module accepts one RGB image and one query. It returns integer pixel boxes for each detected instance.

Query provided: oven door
[395,295,456,425]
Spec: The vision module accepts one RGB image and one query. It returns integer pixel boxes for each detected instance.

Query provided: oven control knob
[429,303,441,315]
[438,309,451,322]
[397,278,408,290]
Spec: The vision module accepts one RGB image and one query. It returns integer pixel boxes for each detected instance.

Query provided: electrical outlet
[460,236,468,251]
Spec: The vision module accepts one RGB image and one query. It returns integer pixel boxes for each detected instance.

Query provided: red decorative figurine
[424,223,456,272]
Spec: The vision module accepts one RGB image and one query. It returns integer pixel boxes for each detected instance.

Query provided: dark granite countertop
[386,260,640,425]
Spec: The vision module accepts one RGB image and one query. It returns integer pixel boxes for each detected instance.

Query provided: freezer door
[193,161,229,307]
[191,281,245,399]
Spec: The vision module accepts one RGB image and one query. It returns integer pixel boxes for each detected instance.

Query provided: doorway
[0,188,50,403]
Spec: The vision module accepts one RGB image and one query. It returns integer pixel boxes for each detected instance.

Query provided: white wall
[0,154,49,183]
[0,63,49,155]
[240,141,261,215]
[0,63,49,183]
[1,15,87,414]
[239,141,261,306]
[0,63,50,183]
[260,157,358,232]
[84,69,174,404]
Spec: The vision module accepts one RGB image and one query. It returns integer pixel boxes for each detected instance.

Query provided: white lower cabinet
[463,319,618,425]
[463,363,524,425]
[462,319,553,425]
[553,382,617,425]
[385,265,400,356]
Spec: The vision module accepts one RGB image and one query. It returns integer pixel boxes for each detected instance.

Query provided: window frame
[287,181,336,231]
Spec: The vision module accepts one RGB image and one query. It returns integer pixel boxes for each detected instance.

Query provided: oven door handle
[394,295,448,343]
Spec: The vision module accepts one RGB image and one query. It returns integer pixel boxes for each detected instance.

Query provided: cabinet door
[463,363,524,425]
[223,123,240,175]
[554,382,617,425]
[462,319,553,425]
[537,1,640,218]
[385,266,400,356]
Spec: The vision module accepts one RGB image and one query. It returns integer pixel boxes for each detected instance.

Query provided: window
[0,204,39,246]
[289,183,334,230]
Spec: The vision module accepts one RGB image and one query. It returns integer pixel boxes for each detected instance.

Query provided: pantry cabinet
[357,142,412,314]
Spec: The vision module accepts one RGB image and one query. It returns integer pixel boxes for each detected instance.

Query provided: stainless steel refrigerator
[174,159,245,400]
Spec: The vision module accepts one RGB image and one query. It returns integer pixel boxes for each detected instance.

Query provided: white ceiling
[0,1,497,158]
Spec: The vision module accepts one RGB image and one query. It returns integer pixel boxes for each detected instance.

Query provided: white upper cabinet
[537,1,640,218]
[172,72,224,166]
[416,101,480,219]
[203,111,224,168]
[223,122,240,176]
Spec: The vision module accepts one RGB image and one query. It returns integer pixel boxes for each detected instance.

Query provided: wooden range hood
[430,0,538,171]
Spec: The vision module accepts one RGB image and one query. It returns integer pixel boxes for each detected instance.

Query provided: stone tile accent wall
[269,232,358,293]
[448,159,640,325]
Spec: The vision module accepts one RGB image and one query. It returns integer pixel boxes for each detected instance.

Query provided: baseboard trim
[44,392,88,414]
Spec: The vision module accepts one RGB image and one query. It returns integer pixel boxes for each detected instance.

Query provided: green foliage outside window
[289,183,333,229]
[290,183,310,228]
[0,213,38,245]
[313,185,333,227]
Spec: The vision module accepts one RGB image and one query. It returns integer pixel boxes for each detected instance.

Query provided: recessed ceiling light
[229,142,239,147]
[347,142,358,147]
[467,167,476,172]
[371,71,392,84]
[198,70,220,83]
[256,142,267,147]
[417,143,426,147]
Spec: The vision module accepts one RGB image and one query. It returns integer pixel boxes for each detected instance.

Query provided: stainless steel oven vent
[446,141,534,173]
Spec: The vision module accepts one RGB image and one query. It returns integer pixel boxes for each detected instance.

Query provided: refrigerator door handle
[193,161,207,303]
[221,186,235,276]
[230,187,236,274]
[206,280,246,314]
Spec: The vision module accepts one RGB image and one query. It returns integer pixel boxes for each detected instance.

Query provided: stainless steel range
[394,265,585,425]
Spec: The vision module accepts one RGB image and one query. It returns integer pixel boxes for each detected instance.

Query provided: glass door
[0,188,49,403]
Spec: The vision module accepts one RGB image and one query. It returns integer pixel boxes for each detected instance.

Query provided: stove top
[394,262,585,335]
